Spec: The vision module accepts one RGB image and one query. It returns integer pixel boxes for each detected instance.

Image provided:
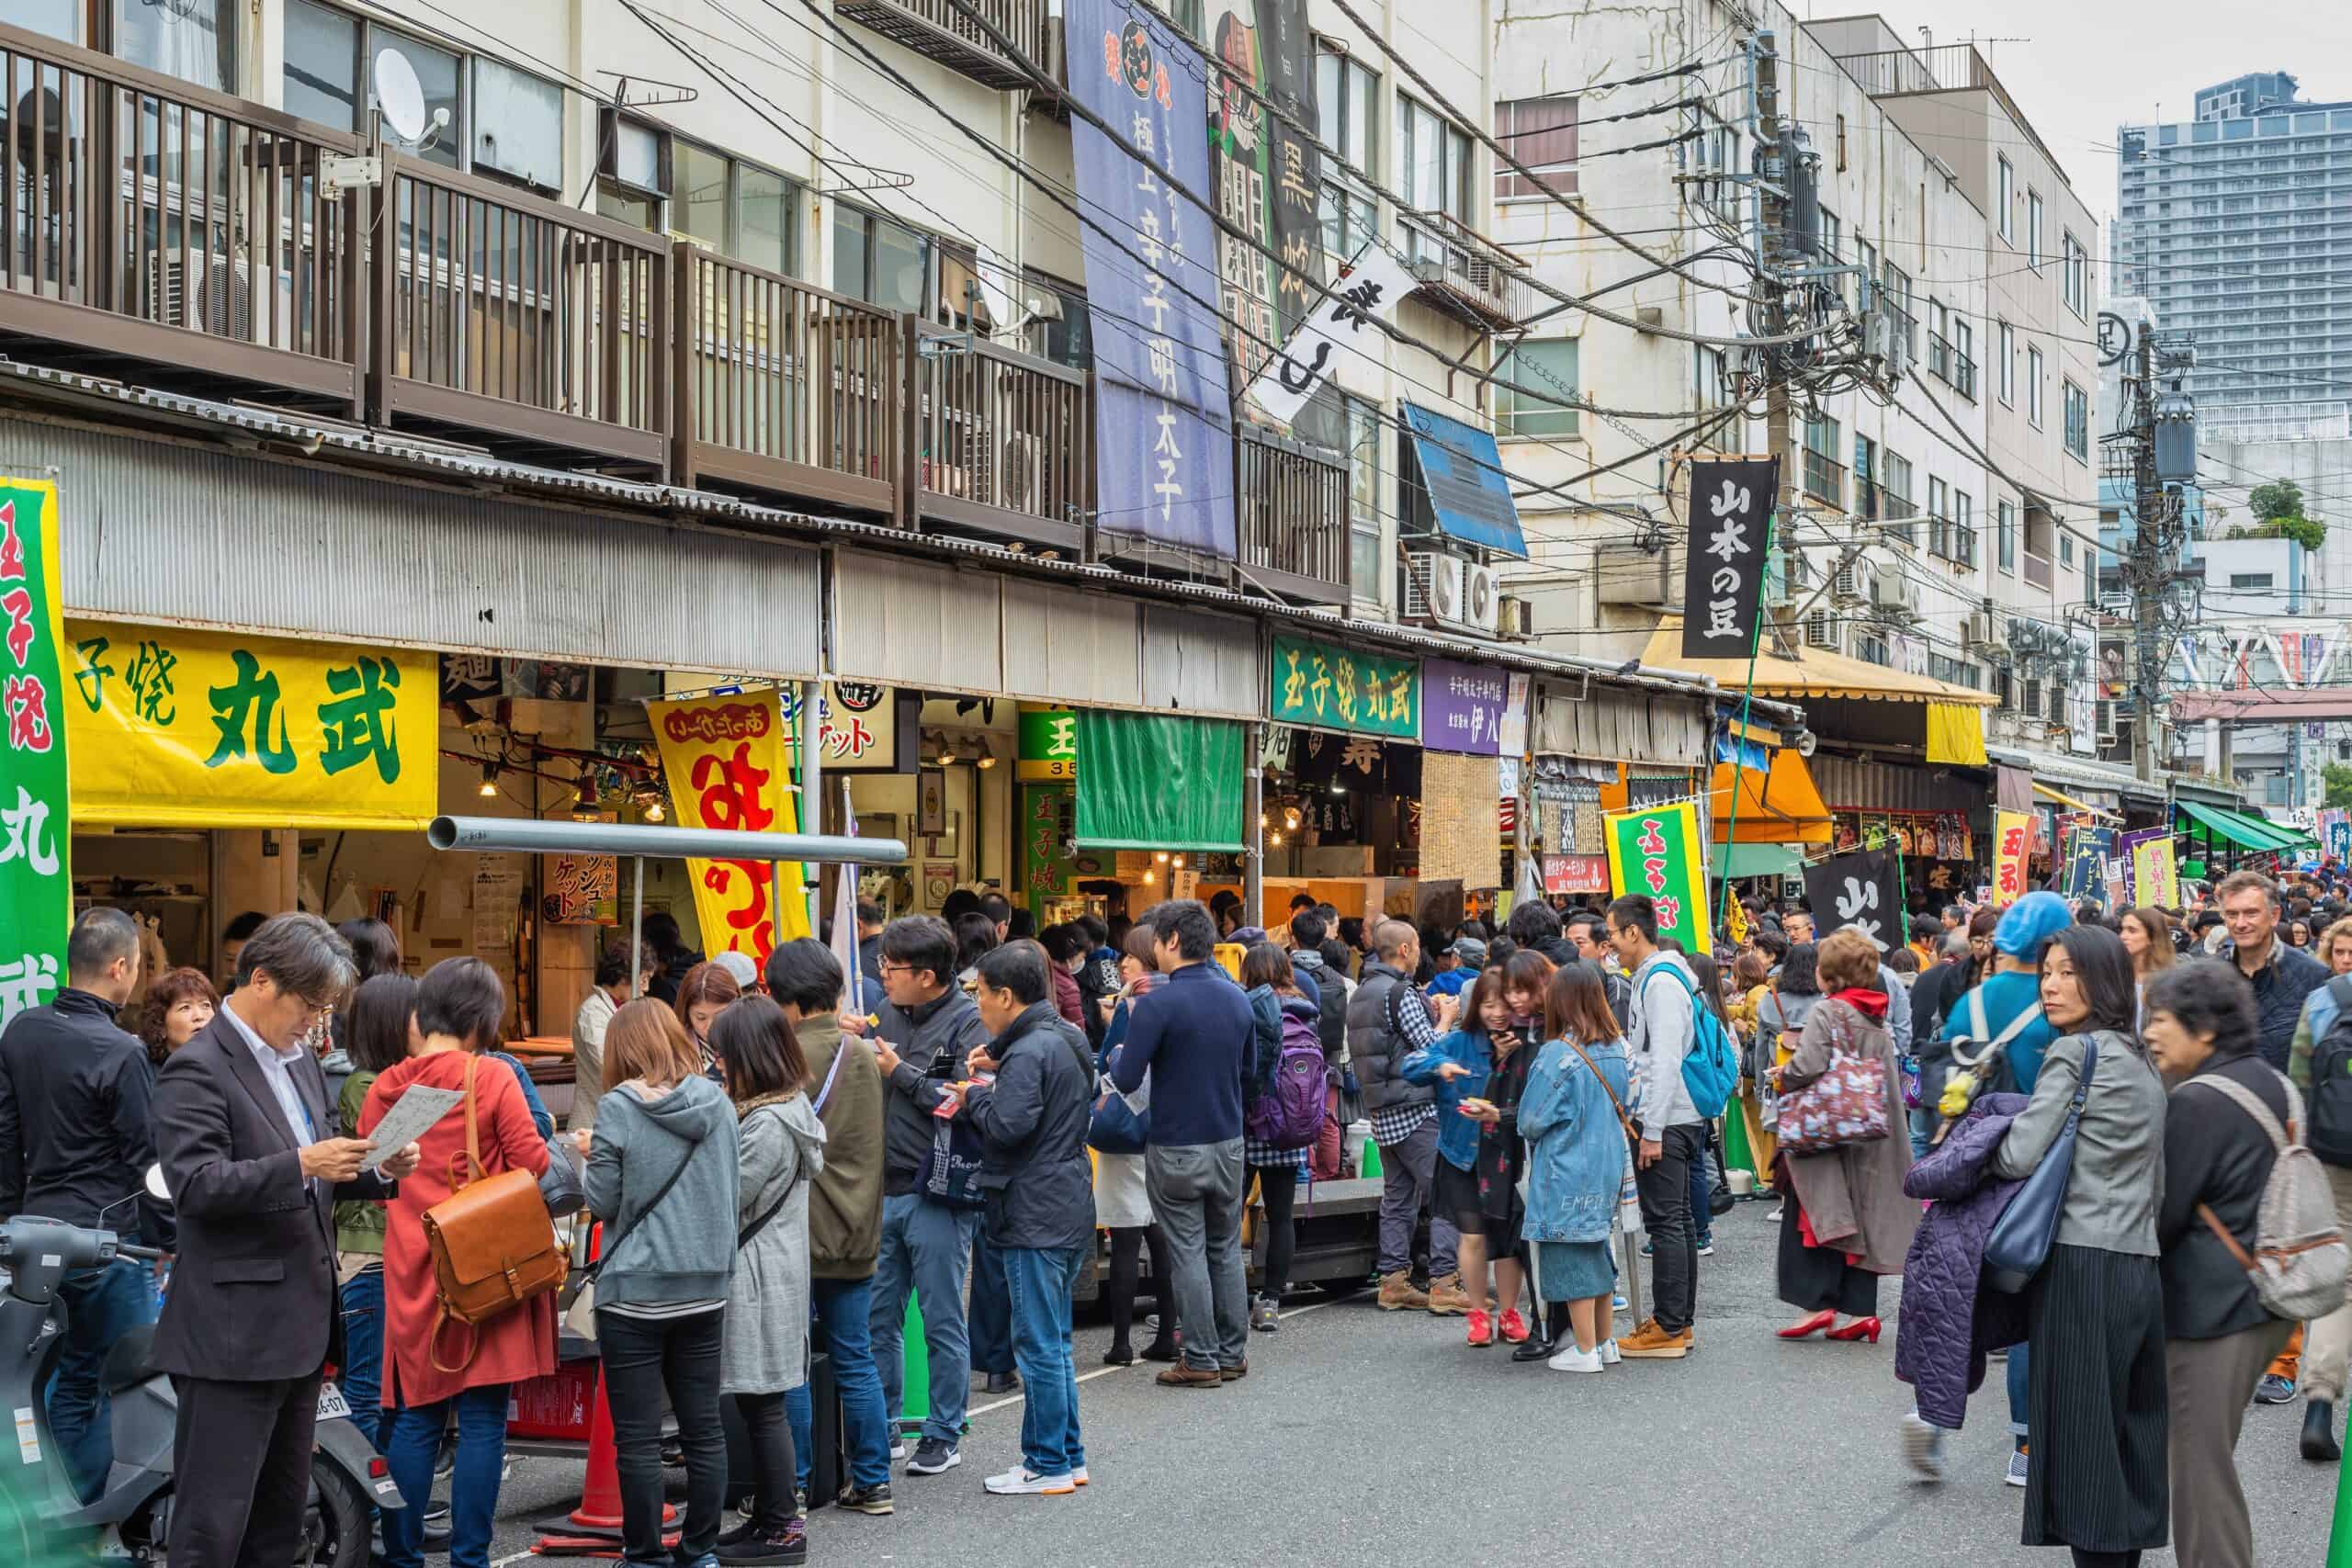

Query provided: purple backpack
[1246,1011,1327,1151]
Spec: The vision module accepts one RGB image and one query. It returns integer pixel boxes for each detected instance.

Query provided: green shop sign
[1018,707,1078,781]
[0,479,70,1030]
[1268,636,1419,739]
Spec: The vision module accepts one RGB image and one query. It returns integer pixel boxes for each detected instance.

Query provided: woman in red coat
[359,958,554,1568]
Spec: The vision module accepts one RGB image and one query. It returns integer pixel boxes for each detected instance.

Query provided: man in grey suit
[151,913,421,1568]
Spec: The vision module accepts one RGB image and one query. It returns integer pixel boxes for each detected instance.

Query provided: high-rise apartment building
[2114,73,2352,435]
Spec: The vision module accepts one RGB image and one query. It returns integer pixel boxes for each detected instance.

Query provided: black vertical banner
[1803,847,1902,952]
[1681,457,1779,662]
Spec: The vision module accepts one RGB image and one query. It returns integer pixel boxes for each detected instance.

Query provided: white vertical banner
[832,778,865,1015]
[1243,244,1419,425]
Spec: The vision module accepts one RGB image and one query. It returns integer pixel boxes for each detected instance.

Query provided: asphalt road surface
[480,1200,2338,1567]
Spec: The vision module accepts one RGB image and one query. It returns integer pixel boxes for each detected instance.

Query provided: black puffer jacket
[2158,1049,2290,1341]
[965,1001,1098,1250]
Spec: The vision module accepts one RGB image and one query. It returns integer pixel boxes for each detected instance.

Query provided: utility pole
[1753,32,1792,537]
[2113,317,2198,784]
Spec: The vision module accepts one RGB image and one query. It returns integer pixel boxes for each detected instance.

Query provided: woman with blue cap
[1928,887,2072,1489]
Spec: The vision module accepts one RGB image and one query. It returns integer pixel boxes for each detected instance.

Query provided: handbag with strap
[1774,1002,1893,1157]
[419,1055,568,1373]
[1984,1032,2105,1294]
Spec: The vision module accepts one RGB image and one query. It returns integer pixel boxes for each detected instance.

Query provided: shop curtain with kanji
[1074,711,1246,852]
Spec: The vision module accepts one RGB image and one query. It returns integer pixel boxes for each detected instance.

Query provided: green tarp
[2177,800,2318,856]
[1718,842,1804,879]
[1074,711,1247,852]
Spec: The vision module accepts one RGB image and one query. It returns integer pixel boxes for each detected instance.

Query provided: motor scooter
[0,1177,401,1564]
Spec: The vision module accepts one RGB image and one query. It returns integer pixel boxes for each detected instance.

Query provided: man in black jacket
[152,914,418,1568]
[866,915,992,1476]
[0,908,169,1502]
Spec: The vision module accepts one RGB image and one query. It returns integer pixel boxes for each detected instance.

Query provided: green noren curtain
[1074,711,1246,852]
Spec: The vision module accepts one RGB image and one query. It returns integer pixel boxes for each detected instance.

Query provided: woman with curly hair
[137,967,218,1066]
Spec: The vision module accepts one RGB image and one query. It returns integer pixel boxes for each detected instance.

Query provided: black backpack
[2308,975,2352,1167]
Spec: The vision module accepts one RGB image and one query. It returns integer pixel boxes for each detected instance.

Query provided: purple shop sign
[1420,658,1510,755]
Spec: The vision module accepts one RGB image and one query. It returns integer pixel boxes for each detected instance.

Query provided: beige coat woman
[1781,997,1920,1275]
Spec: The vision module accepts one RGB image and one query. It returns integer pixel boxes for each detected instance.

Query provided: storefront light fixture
[1142,869,1157,885]
[641,795,666,823]
[1155,851,1170,863]
[1171,855,1185,869]
[1283,807,1301,830]
[571,778,601,822]
[1270,831,1284,847]
[478,761,499,797]
[974,738,998,769]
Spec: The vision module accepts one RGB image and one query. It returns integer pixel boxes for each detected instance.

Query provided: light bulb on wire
[478,761,499,797]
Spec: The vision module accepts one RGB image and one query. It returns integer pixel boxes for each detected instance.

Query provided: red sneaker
[1498,1309,1530,1344]
[1464,1309,1494,1348]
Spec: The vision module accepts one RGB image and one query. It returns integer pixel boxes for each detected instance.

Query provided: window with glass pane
[115,0,232,92]
[1998,321,2015,403]
[18,0,76,44]
[2029,191,2044,267]
[937,249,993,332]
[284,0,358,129]
[1023,274,1092,370]
[1494,97,1575,199]
[837,209,930,314]
[1346,398,1385,603]
[1316,49,1380,258]
[1999,500,2017,570]
[673,141,731,255]
[1496,339,1578,438]
[472,59,562,190]
[1997,157,2015,241]
[739,166,797,276]
[2064,380,2089,459]
[2028,345,2045,425]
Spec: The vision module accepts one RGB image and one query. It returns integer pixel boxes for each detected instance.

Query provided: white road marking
[961,1294,1340,1418]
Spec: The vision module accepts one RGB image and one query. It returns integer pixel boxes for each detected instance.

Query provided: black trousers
[1257,1168,1298,1303]
[1106,1224,1174,1350]
[169,1370,322,1568]
[732,1389,799,1530]
[1631,1122,1702,1334]
[598,1310,728,1562]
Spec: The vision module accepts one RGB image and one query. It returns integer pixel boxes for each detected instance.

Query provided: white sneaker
[1071,1466,1090,1486]
[984,1467,1078,1496]
[1599,1339,1622,1365]
[1547,1343,1605,1373]
[1898,1413,1949,1481]
[2006,1447,2030,1488]
[889,1438,909,1462]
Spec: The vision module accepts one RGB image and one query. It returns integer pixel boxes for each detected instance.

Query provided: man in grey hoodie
[1608,894,1702,1359]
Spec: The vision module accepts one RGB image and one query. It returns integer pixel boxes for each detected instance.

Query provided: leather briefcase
[420,1055,565,1371]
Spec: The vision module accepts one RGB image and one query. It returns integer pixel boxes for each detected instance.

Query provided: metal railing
[673,246,899,513]
[833,0,1047,91]
[1398,209,1533,330]
[1952,349,1977,401]
[1236,426,1348,604]
[909,321,1089,547]
[1802,448,1846,508]
[373,154,668,468]
[0,23,362,406]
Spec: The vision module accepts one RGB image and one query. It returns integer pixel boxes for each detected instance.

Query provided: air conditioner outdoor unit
[149,252,300,350]
[2098,700,2120,743]
[1871,565,1914,613]
[1460,560,1500,634]
[1837,556,1879,605]
[998,433,1044,513]
[1497,593,1535,639]
[1404,551,1467,626]
[1804,609,1839,650]
[1962,608,1997,650]
[1865,308,1913,381]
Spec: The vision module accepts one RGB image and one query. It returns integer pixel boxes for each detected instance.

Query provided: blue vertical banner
[1067,0,1238,559]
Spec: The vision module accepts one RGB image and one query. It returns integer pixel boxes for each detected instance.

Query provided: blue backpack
[1640,964,1739,1121]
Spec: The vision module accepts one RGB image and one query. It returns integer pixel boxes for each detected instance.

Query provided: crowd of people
[6,863,2352,1567]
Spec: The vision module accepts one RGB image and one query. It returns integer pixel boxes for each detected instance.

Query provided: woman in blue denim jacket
[1518,964,1633,1375]
[1399,971,1509,1342]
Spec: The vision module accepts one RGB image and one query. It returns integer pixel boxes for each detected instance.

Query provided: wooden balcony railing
[834,0,1047,92]
[908,322,1088,551]
[370,154,667,472]
[1236,426,1348,606]
[1398,210,1533,332]
[0,22,362,409]
[673,246,899,515]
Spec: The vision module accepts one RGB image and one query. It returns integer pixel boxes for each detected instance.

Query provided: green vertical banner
[1600,801,1711,956]
[0,478,70,1028]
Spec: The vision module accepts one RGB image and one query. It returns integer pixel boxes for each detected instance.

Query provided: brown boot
[1155,1362,1224,1388]
[1375,1270,1430,1311]
[1425,1271,1473,1316]
[1617,1321,1694,1359]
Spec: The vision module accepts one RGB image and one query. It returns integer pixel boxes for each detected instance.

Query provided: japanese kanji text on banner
[0,480,70,1029]
[1680,458,1778,662]
[2129,830,2179,910]
[64,617,435,830]
[1602,801,1711,955]
[646,688,814,970]
[1992,809,2033,908]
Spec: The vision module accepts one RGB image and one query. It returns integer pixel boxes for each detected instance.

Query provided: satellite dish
[372,49,428,143]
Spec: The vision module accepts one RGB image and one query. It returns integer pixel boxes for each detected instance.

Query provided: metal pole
[629,854,645,999]
[800,680,824,937]
[1245,722,1265,925]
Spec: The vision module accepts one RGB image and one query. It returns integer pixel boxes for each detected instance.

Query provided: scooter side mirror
[144,1163,171,1204]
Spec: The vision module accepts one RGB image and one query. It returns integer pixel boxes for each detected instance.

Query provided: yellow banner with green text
[63,619,437,830]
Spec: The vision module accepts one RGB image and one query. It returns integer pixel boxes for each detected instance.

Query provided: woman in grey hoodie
[580,1000,742,1568]
[709,998,828,1566]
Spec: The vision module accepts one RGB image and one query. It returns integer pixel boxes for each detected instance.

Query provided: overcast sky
[1806,3,2351,233]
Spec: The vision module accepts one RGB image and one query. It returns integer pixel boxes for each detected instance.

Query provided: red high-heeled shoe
[1825,1316,1883,1344]
[1777,1310,1837,1340]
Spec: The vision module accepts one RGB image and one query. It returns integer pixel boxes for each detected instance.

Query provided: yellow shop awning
[1709,749,1833,844]
[2034,783,2122,821]
[1643,619,1999,705]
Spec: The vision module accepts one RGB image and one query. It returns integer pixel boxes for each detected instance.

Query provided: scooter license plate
[315,1382,353,1422]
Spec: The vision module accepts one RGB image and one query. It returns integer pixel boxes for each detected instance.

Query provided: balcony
[673,247,900,515]
[0,24,364,413]
[1235,426,1349,607]
[909,321,1090,553]
[1928,333,1979,401]
[1802,449,1846,509]
[833,0,1049,92]
[1397,210,1533,332]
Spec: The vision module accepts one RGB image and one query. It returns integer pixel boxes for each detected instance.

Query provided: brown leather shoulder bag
[419,1055,565,1372]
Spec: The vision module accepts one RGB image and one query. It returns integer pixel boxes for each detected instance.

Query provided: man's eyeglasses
[877,961,917,977]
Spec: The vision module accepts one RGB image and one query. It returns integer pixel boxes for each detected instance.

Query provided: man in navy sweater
[1111,900,1255,1387]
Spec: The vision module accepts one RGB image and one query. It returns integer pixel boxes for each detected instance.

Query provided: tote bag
[1984,1033,2104,1294]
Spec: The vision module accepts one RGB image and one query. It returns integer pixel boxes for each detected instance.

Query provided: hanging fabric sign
[1680,457,1779,661]
[2120,827,2179,910]
[1804,847,1901,951]
[2060,820,2113,903]
[1075,710,1246,852]
[1992,809,2034,908]
[64,617,436,831]
[645,688,814,969]
[1601,801,1711,955]
[0,480,69,1029]
[1244,243,1417,425]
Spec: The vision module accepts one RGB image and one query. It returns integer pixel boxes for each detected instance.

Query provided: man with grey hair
[153,912,421,1568]
[0,906,168,1502]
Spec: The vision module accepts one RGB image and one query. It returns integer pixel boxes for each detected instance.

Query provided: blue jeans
[2008,1339,2031,1439]
[1908,1105,1938,1163]
[785,1274,892,1492]
[49,1258,156,1504]
[1001,1245,1086,1478]
[871,1193,978,1443]
[969,1234,1014,1375]
[336,1267,395,1456]
[383,1383,507,1568]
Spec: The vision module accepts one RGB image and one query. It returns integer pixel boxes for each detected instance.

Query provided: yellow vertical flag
[645,688,812,968]
[1993,809,2033,908]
